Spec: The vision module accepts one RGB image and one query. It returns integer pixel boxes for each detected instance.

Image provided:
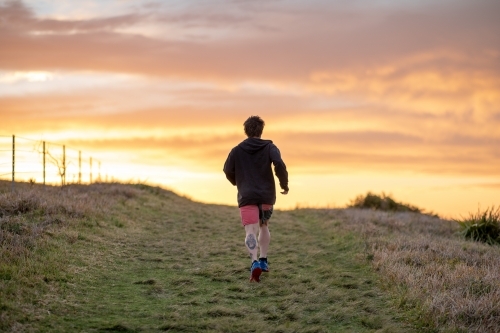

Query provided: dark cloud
[441,134,500,147]
[1,0,498,81]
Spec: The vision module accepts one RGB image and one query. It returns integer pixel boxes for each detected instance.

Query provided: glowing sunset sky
[1,0,499,218]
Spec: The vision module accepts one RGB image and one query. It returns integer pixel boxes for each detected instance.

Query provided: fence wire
[0,135,105,187]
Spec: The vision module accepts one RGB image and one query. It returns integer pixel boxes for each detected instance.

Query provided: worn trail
[1,184,416,332]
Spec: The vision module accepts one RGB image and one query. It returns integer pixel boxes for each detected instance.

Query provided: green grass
[0,183,422,332]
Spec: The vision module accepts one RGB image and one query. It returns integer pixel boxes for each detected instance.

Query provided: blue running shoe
[250,260,262,282]
[259,258,269,272]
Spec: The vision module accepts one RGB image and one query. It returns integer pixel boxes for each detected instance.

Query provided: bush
[349,192,422,213]
[455,206,500,245]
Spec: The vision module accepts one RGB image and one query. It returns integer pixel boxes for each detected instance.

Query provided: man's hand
[281,190,288,195]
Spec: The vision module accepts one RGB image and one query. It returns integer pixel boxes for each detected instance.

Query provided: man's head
[244,116,265,138]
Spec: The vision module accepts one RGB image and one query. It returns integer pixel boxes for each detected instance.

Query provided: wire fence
[0,135,107,190]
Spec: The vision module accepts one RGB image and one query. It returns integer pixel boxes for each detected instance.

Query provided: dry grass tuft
[311,208,500,332]
[0,182,157,284]
[0,182,152,257]
[0,185,103,244]
[1,187,87,267]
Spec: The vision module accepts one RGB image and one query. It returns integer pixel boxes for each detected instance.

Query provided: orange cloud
[1,1,499,83]
[1,0,499,217]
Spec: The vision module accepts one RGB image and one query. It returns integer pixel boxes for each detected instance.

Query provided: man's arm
[270,145,289,194]
[223,150,236,185]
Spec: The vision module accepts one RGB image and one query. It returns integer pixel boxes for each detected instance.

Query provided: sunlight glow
[0,71,54,83]
[1,0,498,218]
[24,72,54,82]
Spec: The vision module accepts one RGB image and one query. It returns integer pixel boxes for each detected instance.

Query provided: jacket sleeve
[270,145,289,192]
[223,149,236,186]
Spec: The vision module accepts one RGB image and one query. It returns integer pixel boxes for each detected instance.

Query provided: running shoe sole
[250,266,262,282]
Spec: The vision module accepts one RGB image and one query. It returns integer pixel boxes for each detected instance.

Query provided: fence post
[98,161,101,182]
[62,145,66,186]
[90,157,93,184]
[43,141,46,185]
[79,151,82,184]
[11,135,15,191]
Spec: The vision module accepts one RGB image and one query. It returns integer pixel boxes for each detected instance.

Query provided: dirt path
[2,184,417,332]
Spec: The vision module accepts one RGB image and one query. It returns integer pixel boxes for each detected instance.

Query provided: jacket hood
[238,137,273,154]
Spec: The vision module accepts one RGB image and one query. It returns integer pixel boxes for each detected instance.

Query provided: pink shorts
[240,204,273,226]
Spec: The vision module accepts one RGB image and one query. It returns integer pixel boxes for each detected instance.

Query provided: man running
[223,115,289,282]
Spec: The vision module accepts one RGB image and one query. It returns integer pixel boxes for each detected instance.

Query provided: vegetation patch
[348,192,428,214]
[455,206,500,245]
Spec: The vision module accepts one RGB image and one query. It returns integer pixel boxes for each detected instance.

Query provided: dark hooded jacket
[223,137,289,207]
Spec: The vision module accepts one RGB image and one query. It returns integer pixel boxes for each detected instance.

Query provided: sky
[1,0,499,218]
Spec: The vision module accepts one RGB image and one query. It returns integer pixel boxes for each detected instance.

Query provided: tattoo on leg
[246,234,257,250]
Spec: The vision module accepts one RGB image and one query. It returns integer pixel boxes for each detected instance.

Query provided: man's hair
[244,116,265,138]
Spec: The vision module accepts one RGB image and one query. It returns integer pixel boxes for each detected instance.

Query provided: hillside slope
[1,182,498,332]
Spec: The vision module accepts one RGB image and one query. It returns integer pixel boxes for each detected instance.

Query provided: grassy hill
[1,182,499,332]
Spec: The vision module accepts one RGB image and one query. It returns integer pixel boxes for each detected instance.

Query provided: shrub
[455,206,500,245]
[348,192,422,213]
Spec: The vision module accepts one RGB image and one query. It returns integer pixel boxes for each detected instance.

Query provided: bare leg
[244,223,259,262]
[258,222,270,258]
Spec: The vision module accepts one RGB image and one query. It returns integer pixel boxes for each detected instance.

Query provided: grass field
[1,182,499,332]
